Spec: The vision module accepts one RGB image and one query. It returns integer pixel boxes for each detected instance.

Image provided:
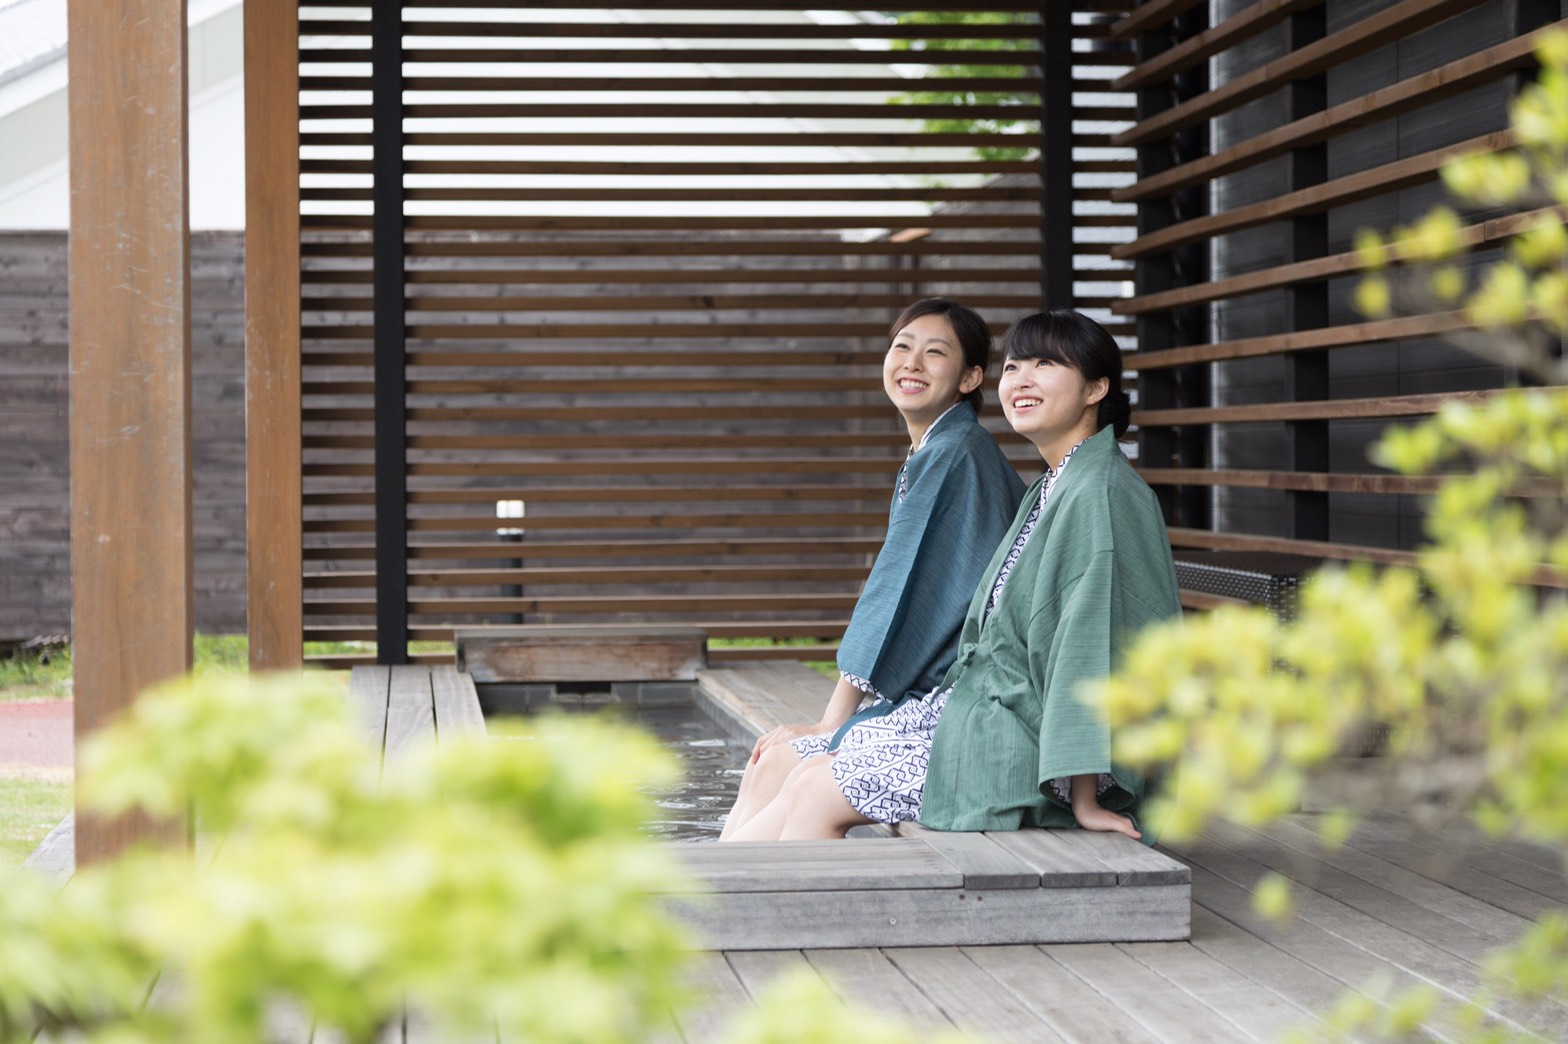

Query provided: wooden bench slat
[430,665,486,740]
[672,884,1191,949]
[383,668,436,760]
[456,625,707,683]
[894,822,1042,889]
[984,830,1120,888]
[1049,828,1192,887]
[694,663,831,738]
[347,665,391,756]
[678,838,964,893]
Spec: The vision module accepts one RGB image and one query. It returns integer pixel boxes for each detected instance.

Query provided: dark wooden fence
[0,232,248,639]
[277,2,1134,666]
[1117,0,1559,567]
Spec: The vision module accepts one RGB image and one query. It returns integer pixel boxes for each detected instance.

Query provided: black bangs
[1001,311,1079,369]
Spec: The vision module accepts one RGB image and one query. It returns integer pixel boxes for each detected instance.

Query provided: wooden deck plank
[680,884,1190,950]
[883,946,1069,1043]
[347,665,391,754]
[1036,942,1252,1044]
[1349,815,1568,904]
[1179,861,1470,1043]
[1178,840,1567,1038]
[670,952,753,1043]
[429,665,486,740]
[1183,905,1344,1033]
[1336,820,1564,922]
[1202,823,1520,965]
[985,830,1119,887]
[1248,817,1533,943]
[1116,939,1318,1042]
[383,667,436,759]
[960,944,1162,1044]
[724,948,815,995]
[804,948,954,1028]
[694,663,830,739]
[893,823,1041,889]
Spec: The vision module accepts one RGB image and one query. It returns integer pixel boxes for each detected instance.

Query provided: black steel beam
[372,0,408,664]
[1040,3,1073,308]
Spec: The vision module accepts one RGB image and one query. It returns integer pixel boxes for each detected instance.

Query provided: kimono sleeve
[836,437,995,702]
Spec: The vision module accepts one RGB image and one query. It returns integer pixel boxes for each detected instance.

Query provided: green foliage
[1,672,956,1043]
[1097,29,1568,1041]
[2,672,694,1043]
[889,12,1039,162]
[0,645,71,702]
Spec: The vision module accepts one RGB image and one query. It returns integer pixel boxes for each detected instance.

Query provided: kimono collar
[910,401,968,457]
[1042,433,1090,497]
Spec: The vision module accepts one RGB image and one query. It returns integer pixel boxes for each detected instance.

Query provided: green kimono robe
[917,426,1180,842]
[830,403,1025,748]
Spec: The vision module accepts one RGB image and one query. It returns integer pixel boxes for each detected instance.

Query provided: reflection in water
[490,703,748,843]
[634,706,748,843]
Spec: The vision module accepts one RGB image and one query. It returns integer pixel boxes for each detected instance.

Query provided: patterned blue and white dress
[793,440,1090,823]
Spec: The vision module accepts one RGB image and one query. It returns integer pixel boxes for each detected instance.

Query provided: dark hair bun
[1099,389,1132,439]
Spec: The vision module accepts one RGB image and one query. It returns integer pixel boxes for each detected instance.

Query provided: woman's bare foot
[1072,801,1141,840]
[1069,772,1141,840]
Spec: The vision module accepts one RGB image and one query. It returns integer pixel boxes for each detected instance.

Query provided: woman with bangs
[719,298,1024,841]
[728,309,1180,843]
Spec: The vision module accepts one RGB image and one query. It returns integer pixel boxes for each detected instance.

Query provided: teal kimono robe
[917,426,1180,842]
[831,404,1025,748]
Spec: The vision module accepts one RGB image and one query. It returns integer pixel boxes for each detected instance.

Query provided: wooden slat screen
[294,1,1135,666]
[1113,0,1555,567]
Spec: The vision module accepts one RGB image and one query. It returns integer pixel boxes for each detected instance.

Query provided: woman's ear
[959,365,985,396]
[1084,376,1110,406]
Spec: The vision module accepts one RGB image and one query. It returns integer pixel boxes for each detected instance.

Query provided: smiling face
[883,313,984,426]
[999,355,1108,466]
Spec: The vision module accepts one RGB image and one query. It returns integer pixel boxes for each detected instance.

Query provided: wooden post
[245,0,304,671]
[68,0,192,865]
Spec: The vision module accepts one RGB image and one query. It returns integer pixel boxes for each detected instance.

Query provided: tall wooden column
[245,0,303,670]
[68,0,192,865]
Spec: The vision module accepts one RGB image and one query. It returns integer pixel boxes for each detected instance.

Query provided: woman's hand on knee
[751,721,831,763]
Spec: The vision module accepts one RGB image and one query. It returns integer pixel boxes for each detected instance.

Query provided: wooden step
[681,662,1192,949]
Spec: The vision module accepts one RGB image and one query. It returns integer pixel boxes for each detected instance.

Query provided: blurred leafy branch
[888,12,1040,163]
[1095,30,1568,1042]
[0,674,959,1043]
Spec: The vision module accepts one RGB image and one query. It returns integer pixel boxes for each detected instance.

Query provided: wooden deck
[23,664,1567,1041]
[675,814,1568,1042]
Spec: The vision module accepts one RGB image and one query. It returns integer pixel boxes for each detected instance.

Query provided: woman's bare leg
[775,758,872,840]
[719,742,801,841]
[727,755,836,842]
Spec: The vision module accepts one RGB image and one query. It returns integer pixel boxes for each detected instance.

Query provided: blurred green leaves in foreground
[1098,29,1568,1043]
[0,673,949,1043]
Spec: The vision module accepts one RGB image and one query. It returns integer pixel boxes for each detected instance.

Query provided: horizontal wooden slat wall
[296,2,1134,667]
[1113,0,1558,568]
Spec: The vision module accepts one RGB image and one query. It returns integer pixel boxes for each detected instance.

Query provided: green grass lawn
[0,774,70,869]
